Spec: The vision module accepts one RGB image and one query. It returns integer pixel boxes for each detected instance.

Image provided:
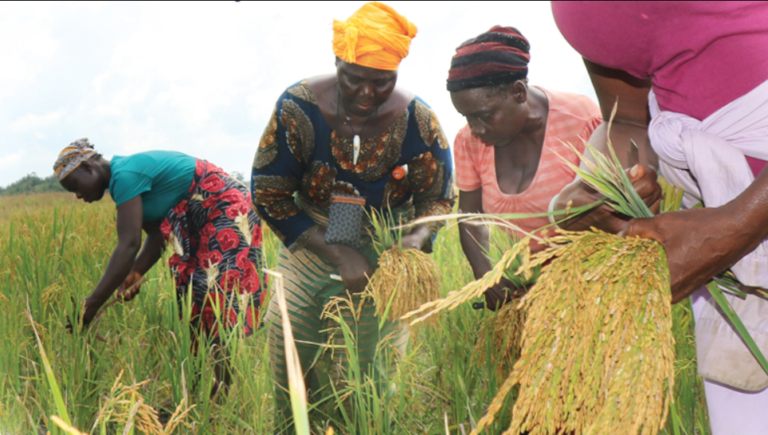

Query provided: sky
[0,1,595,188]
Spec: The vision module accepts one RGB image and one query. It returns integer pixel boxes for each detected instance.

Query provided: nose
[468,120,485,138]
[358,83,374,99]
[75,192,83,199]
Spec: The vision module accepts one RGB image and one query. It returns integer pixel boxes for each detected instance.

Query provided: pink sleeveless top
[454,87,601,251]
[552,1,768,176]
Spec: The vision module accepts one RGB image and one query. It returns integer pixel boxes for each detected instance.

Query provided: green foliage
[0,193,710,434]
[0,172,65,196]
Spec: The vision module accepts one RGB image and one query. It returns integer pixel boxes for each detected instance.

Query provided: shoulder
[411,96,450,150]
[540,87,602,121]
[279,79,319,106]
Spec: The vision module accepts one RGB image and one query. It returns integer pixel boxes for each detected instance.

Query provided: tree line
[0,171,249,196]
[0,173,66,196]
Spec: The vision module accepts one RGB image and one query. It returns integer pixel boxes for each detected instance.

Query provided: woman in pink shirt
[552,2,768,433]
[448,26,601,310]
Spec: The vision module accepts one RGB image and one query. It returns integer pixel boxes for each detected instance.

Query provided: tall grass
[0,193,709,434]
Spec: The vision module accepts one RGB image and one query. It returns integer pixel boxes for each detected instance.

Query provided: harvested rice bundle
[365,210,443,324]
[473,300,526,378]
[472,230,674,435]
[473,109,767,434]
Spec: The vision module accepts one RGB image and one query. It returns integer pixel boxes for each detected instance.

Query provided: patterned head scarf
[333,2,418,71]
[53,138,97,181]
[446,26,530,92]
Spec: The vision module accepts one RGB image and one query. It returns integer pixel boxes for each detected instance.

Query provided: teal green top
[109,151,196,222]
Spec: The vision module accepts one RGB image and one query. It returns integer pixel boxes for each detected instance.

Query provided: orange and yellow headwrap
[333,2,417,71]
[53,138,97,181]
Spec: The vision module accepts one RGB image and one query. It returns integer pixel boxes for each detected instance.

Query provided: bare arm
[554,59,662,232]
[458,188,518,310]
[131,220,165,276]
[458,189,493,280]
[628,163,768,301]
[557,59,768,301]
[81,196,143,324]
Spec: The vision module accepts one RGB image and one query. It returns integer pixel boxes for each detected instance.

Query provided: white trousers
[691,288,768,435]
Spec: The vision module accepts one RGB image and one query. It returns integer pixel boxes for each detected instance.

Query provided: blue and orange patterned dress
[251,80,455,419]
[251,80,455,251]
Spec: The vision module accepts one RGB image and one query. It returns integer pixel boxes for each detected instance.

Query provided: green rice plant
[25,299,72,429]
[0,192,711,434]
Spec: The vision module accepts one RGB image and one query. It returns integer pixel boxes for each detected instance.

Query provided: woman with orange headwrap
[252,2,455,426]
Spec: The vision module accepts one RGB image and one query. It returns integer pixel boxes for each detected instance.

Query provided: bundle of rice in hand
[472,110,768,434]
[365,209,443,325]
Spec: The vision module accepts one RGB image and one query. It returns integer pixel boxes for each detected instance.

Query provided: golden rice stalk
[472,230,674,435]
[367,248,442,324]
[50,415,89,435]
[402,237,534,325]
[91,370,194,435]
[473,300,527,379]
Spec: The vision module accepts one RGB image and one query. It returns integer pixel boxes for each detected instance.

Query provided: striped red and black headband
[446,26,530,92]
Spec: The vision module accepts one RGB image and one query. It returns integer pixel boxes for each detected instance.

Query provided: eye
[374,79,390,87]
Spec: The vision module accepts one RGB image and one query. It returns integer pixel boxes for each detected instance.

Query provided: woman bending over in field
[448,26,601,310]
[54,139,266,394]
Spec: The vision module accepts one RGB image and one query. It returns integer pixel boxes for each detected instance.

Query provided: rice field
[0,193,709,434]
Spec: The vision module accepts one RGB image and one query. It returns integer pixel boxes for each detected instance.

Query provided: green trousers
[264,244,410,427]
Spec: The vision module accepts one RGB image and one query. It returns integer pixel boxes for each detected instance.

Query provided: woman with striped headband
[54,139,266,397]
[448,26,602,310]
[252,1,455,425]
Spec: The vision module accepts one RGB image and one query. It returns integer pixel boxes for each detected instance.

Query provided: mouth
[356,102,375,113]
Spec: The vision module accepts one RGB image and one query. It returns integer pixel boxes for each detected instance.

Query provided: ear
[512,80,528,103]
[79,159,94,173]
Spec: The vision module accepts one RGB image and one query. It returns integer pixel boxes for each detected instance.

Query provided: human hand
[66,295,102,333]
[333,246,375,294]
[557,164,662,234]
[624,206,750,303]
[483,277,526,311]
[399,225,430,251]
[116,271,143,302]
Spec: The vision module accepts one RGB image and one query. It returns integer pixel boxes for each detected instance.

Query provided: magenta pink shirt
[552,1,768,175]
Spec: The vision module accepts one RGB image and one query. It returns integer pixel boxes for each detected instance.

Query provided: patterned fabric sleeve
[252,92,320,251]
[408,100,456,236]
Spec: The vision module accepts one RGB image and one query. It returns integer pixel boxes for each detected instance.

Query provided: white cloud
[0,1,596,188]
[0,150,24,169]
[10,111,63,133]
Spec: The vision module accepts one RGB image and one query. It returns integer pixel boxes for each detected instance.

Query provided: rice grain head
[472,230,674,435]
[367,248,443,324]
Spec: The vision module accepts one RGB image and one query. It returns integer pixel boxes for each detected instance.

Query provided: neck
[95,157,112,191]
[519,87,548,140]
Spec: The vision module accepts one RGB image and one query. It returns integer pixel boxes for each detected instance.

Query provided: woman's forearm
[459,221,492,280]
[87,241,140,306]
[719,168,768,259]
[131,230,164,276]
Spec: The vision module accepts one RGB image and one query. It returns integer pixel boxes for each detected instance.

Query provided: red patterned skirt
[160,159,265,338]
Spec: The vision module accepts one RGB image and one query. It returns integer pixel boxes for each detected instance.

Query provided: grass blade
[25,298,72,427]
[268,270,311,435]
[706,282,768,373]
